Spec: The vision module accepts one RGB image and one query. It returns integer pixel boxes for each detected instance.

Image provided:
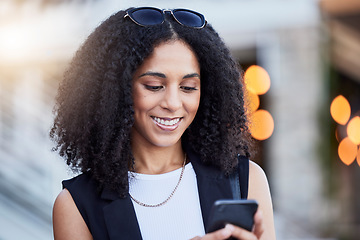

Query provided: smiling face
[131,40,201,148]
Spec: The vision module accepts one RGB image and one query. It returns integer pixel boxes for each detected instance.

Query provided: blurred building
[0,0,359,239]
[320,0,360,238]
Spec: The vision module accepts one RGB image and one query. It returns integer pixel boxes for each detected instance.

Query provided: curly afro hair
[50,8,253,197]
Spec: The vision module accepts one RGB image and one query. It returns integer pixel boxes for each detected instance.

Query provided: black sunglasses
[124,7,207,29]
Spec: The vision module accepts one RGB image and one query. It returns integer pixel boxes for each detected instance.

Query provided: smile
[152,116,182,131]
[153,117,181,126]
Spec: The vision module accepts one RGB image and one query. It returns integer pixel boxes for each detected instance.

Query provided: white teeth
[153,117,180,126]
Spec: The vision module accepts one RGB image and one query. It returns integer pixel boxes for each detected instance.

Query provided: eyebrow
[138,71,200,79]
[138,72,166,79]
[183,73,200,79]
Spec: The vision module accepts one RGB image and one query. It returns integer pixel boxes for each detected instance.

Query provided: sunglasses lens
[173,10,205,28]
[130,8,163,26]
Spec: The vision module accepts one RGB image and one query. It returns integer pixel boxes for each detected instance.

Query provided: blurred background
[0,0,359,239]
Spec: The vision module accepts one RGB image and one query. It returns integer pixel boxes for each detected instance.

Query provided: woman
[51,7,276,240]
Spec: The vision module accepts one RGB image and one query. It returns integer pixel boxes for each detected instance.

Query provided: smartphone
[206,199,258,233]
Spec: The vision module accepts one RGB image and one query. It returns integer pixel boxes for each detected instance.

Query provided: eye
[144,85,163,91]
[180,86,198,92]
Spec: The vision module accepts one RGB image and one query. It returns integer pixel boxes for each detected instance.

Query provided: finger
[200,225,234,240]
[228,224,257,240]
[253,210,265,238]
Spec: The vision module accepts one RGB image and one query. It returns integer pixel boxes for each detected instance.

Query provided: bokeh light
[244,90,260,114]
[357,147,360,167]
[338,137,357,165]
[347,116,360,145]
[250,109,274,140]
[330,95,351,125]
[244,65,271,95]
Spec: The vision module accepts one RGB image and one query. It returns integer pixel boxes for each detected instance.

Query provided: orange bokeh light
[244,65,271,95]
[330,95,351,125]
[338,137,357,165]
[347,116,360,145]
[250,109,274,141]
[357,147,360,167]
[245,90,260,114]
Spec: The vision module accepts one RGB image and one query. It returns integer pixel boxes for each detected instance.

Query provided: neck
[131,141,185,175]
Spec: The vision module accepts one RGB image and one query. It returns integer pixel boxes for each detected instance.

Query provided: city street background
[1,0,359,239]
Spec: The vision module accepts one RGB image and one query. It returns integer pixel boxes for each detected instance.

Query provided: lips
[152,116,182,131]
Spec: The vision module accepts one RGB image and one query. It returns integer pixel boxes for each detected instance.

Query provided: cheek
[132,87,141,110]
[187,94,201,115]
[132,88,152,113]
[133,96,145,112]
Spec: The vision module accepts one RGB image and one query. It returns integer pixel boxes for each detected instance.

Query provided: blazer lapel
[188,149,233,230]
[101,189,142,240]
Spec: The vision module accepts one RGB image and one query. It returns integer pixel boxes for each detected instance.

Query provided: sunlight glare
[0,24,32,61]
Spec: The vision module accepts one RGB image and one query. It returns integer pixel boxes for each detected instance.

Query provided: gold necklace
[129,155,187,207]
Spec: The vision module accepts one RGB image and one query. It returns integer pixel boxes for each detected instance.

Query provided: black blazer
[63,149,247,240]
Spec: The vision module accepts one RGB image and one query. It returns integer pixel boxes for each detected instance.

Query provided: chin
[151,137,182,148]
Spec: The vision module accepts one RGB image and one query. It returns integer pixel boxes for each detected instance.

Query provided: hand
[190,210,264,240]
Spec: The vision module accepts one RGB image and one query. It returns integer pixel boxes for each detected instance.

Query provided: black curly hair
[50,8,252,196]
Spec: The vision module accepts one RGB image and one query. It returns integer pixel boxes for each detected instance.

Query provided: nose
[160,86,182,112]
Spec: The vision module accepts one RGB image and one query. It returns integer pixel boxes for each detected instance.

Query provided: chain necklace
[129,154,187,207]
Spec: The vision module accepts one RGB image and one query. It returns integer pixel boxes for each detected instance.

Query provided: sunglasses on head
[124,7,207,29]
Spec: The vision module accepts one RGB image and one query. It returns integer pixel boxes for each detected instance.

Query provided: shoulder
[248,160,271,205]
[62,173,100,206]
[248,161,268,189]
[53,189,93,240]
[53,173,98,240]
[248,160,276,239]
[62,173,94,190]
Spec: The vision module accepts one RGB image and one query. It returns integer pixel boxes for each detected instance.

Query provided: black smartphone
[206,199,258,233]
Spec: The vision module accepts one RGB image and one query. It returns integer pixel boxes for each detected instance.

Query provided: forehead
[135,40,200,75]
[151,40,197,61]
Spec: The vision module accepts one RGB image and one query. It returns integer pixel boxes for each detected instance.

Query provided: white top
[128,163,205,240]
